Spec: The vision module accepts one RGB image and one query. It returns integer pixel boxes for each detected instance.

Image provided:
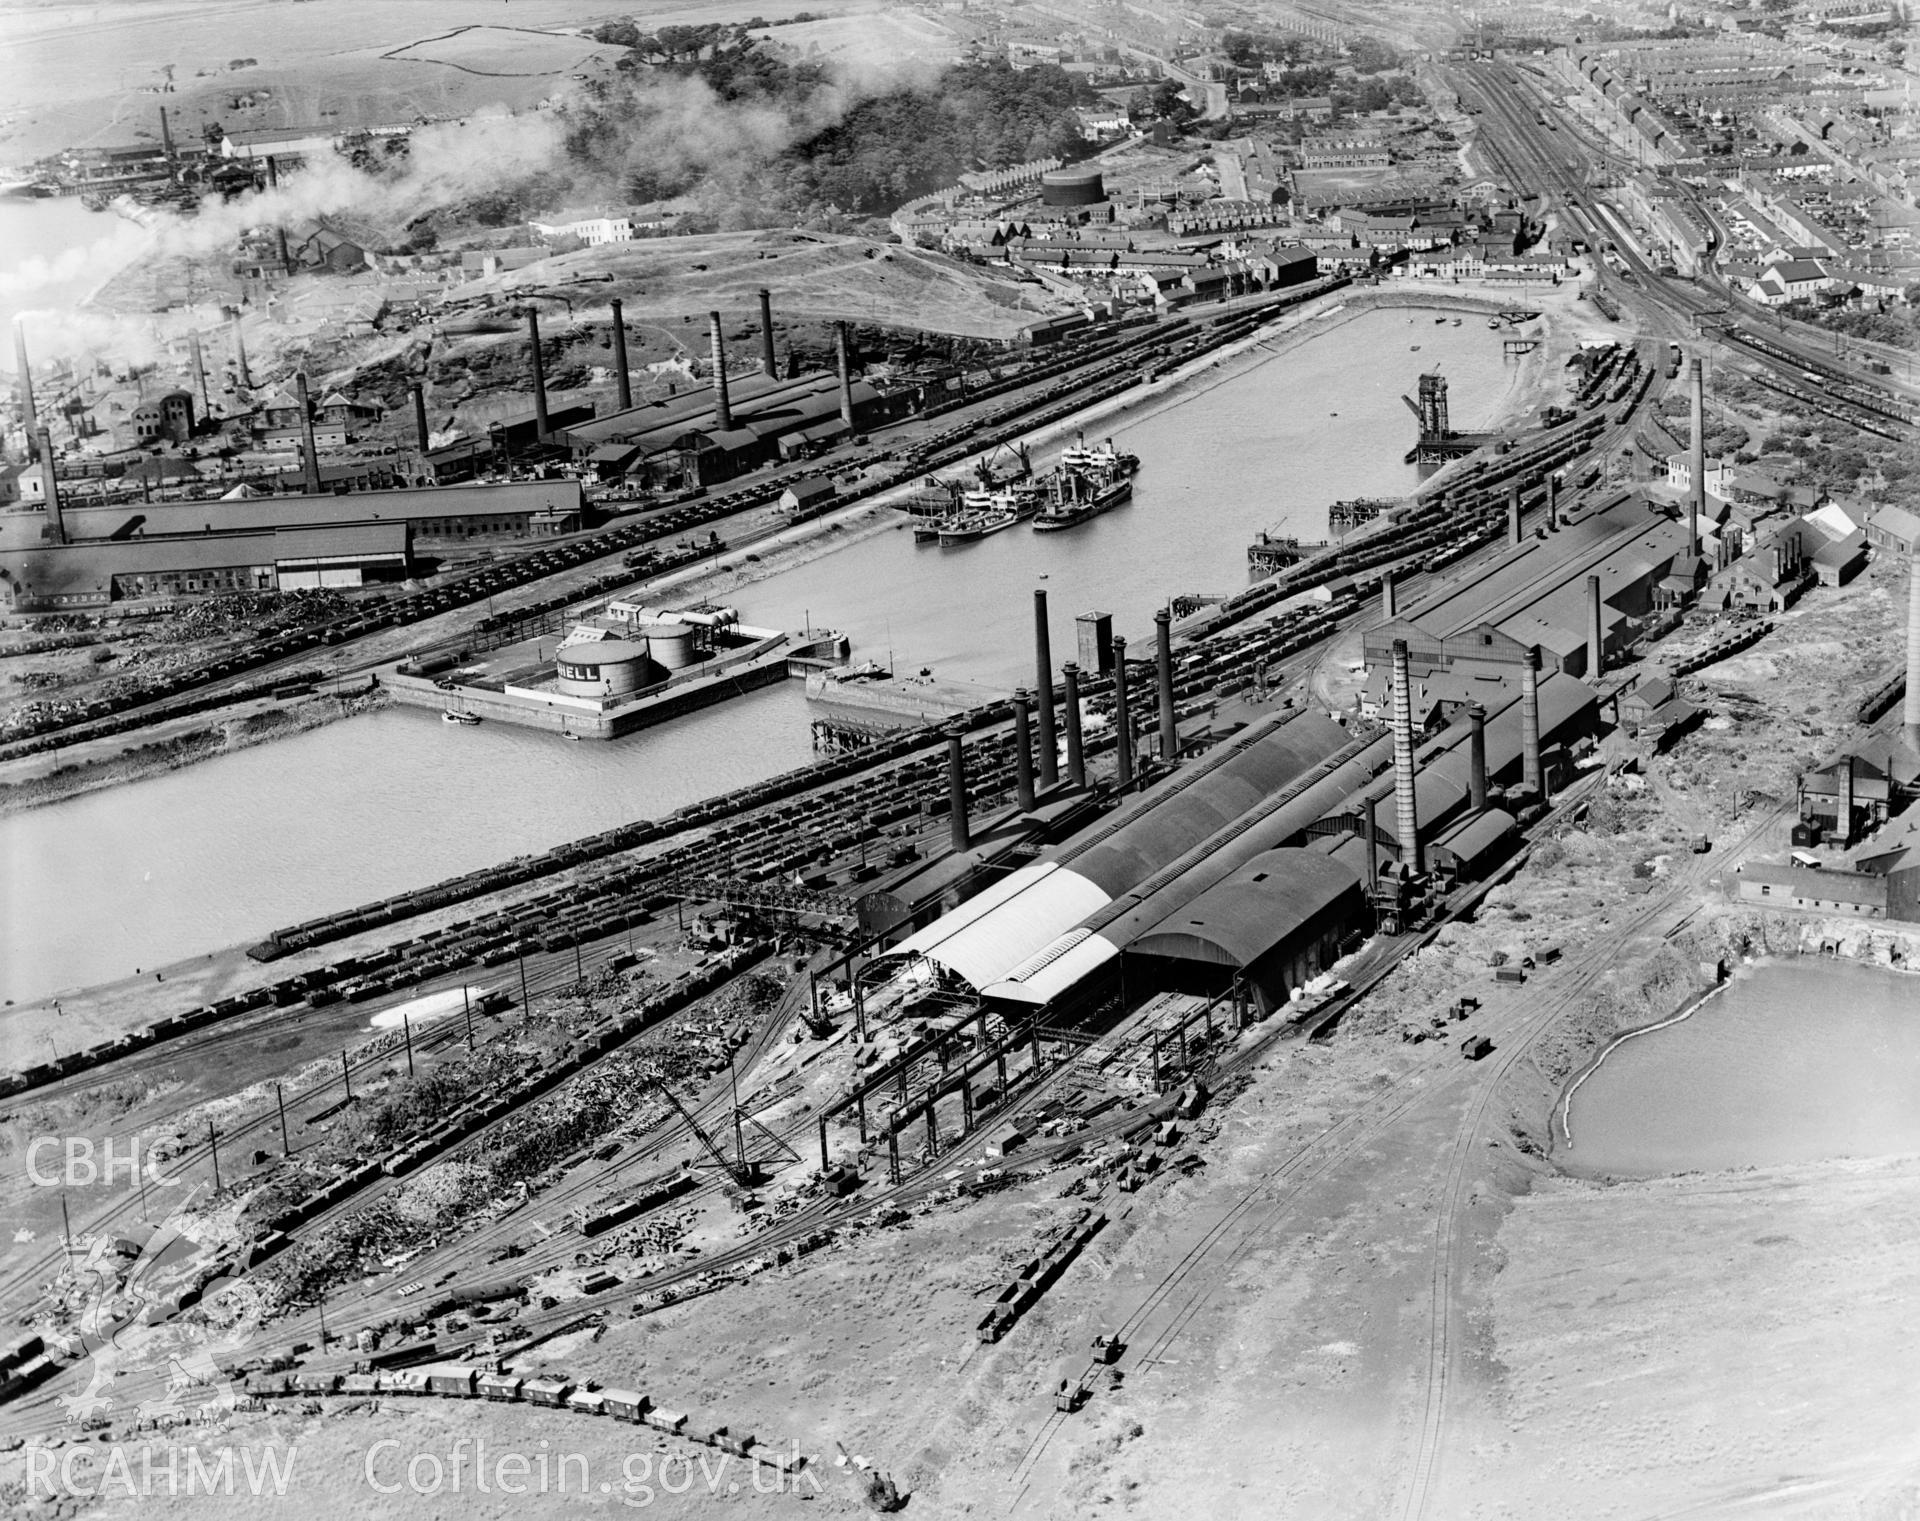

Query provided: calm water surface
[0,305,1520,1003]
[1562,958,1920,1175]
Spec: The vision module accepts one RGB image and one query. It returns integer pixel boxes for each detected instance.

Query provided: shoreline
[0,686,386,818]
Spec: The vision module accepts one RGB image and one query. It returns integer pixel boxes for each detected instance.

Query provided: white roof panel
[878,863,1110,990]
[981,932,1121,1007]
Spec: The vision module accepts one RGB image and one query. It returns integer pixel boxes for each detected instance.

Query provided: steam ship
[1031,432,1138,533]
[939,479,1043,544]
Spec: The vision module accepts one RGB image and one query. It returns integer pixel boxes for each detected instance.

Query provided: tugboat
[442,710,481,726]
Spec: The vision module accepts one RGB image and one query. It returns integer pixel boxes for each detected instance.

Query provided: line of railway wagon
[242,1362,808,1478]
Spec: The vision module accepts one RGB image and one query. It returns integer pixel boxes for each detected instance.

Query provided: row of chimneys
[510,289,850,451]
[943,591,1182,853]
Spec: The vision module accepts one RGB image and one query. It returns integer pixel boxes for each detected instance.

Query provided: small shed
[779,477,837,515]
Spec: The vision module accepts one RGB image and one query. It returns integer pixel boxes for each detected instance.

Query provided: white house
[1748,257,1832,306]
[529,211,634,247]
[1666,453,1729,500]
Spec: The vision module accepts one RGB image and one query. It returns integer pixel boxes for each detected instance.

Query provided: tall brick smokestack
[946,730,970,853]
[14,318,36,434]
[159,105,175,165]
[1112,634,1134,791]
[1508,481,1522,546]
[1012,689,1036,813]
[527,308,550,440]
[835,322,855,429]
[1837,753,1854,846]
[1587,574,1604,680]
[1904,551,1920,750]
[231,312,251,390]
[1546,471,1559,530]
[1381,568,1396,621]
[295,372,322,495]
[1390,638,1422,873]
[609,298,632,411]
[1154,606,1177,762]
[757,288,776,376]
[1468,702,1487,812]
[1688,356,1705,560]
[1033,588,1058,788]
[1061,661,1086,789]
[707,310,731,431]
[1521,644,1543,798]
[189,330,210,418]
[411,382,430,456]
[265,157,292,275]
[35,427,64,546]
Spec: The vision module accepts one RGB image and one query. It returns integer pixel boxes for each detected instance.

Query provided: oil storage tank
[639,621,702,670]
[554,640,660,701]
[1041,166,1106,207]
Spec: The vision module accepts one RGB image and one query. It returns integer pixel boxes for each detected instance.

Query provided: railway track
[1392,802,1785,1520]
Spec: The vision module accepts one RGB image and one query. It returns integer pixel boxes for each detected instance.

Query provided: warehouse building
[875,667,1602,1019]
[0,523,411,610]
[562,372,903,491]
[43,480,584,546]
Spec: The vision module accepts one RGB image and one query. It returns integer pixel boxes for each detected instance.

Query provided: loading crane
[650,1079,760,1189]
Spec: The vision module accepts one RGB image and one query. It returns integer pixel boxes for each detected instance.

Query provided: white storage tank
[641,621,701,670]
[554,639,659,699]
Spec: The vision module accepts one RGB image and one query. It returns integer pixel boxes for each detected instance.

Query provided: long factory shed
[874,490,1666,1016]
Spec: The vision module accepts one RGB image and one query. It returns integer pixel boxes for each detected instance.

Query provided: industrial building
[0,524,411,610]
[23,480,584,549]
[562,314,904,491]
[870,654,1595,1019]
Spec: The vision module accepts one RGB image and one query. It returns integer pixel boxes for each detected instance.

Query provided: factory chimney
[609,298,632,411]
[1362,796,1378,893]
[1112,634,1134,791]
[1033,589,1059,788]
[946,730,971,853]
[1521,644,1543,799]
[526,307,551,441]
[1012,689,1036,813]
[1381,568,1396,621]
[265,158,293,275]
[295,372,323,495]
[230,311,251,391]
[189,330,210,419]
[1904,550,1920,750]
[159,105,175,166]
[411,382,431,459]
[757,288,777,377]
[1154,606,1178,762]
[835,322,856,429]
[35,428,65,546]
[707,311,732,431]
[14,318,36,434]
[1390,638,1423,874]
[1507,481,1522,546]
[1546,472,1559,531]
[1687,356,1705,559]
[1061,661,1086,789]
[1836,753,1854,847]
[1467,702,1488,812]
[1586,574,1605,680]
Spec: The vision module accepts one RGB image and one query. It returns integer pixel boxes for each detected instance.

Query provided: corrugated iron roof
[877,863,1111,991]
[1127,849,1362,968]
